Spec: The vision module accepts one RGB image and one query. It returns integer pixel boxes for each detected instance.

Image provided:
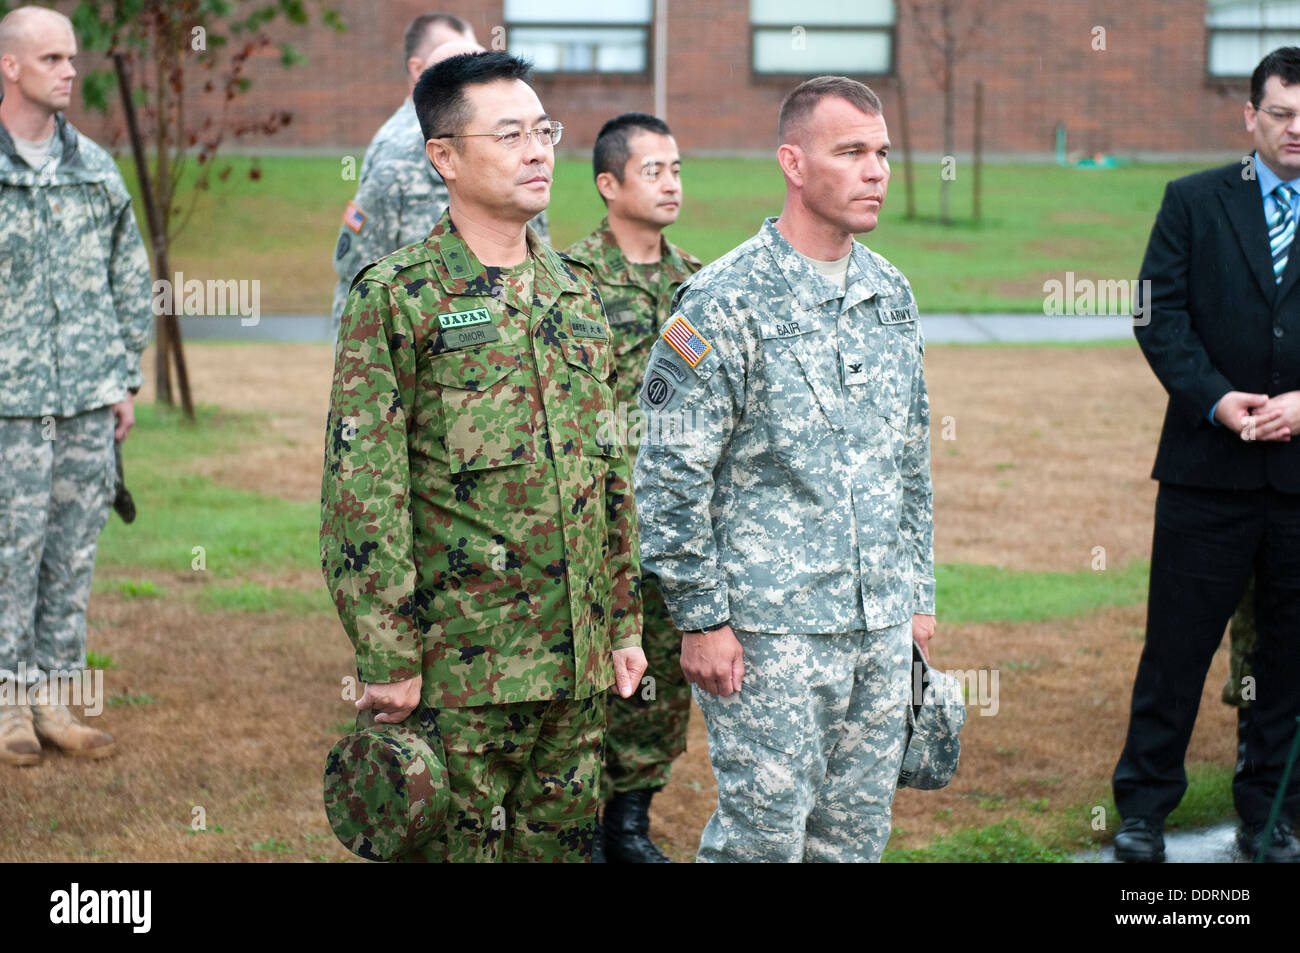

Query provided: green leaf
[80,70,115,115]
[277,42,305,68]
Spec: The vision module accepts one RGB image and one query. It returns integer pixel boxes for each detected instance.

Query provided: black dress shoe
[604,790,672,863]
[1114,817,1165,863]
[1236,819,1300,863]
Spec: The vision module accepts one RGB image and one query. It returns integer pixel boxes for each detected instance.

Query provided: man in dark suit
[1112,47,1300,864]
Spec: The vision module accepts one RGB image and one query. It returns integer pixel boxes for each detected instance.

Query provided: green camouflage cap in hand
[323,715,449,861]
[898,644,967,790]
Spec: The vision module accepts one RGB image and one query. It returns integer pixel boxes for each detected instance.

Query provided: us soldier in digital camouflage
[633,76,936,863]
[565,113,701,863]
[330,12,548,345]
[321,50,646,863]
[0,6,151,766]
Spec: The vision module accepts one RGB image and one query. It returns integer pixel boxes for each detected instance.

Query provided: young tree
[899,0,997,225]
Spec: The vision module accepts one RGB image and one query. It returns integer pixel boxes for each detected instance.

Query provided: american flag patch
[343,201,366,234]
[661,314,711,367]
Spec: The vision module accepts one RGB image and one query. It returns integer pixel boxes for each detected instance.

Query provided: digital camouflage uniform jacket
[633,217,935,634]
[321,210,641,708]
[0,107,152,417]
[331,99,550,326]
[564,217,702,448]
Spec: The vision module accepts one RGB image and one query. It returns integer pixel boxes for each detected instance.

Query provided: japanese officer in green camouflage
[633,77,936,863]
[330,14,548,343]
[1,6,150,767]
[565,113,700,863]
[321,51,646,863]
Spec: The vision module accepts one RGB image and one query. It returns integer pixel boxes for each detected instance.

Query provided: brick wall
[54,0,1255,159]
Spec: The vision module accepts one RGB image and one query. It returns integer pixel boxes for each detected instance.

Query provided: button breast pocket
[562,335,621,458]
[865,305,919,434]
[757,319,838,455]
[427,345,536,472]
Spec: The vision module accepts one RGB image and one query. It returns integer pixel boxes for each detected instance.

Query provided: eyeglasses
[438,122,563,149]
[640,161,682,183]
[1258,106,1300,124]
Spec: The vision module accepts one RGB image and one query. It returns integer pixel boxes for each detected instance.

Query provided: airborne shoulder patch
[642,371,675,409]
[661,313,711,367]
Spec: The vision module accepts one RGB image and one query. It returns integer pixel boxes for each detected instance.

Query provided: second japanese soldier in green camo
[566,113,701,863]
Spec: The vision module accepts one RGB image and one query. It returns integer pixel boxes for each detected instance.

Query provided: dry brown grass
[2,342,1240,862]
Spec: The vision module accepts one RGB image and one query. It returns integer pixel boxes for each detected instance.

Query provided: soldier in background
[565,113,700,863]
[0,6,151,766]
[321,51,645,862]
[1222,578,1257,774]
[633,76,936,862]
[330,12,548,343]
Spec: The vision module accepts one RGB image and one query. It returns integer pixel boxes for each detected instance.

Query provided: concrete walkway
[179,313,1138,345]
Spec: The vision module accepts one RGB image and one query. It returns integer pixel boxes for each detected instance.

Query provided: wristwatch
[683,620,730,635]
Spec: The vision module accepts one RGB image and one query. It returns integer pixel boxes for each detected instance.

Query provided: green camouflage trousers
[1222,574,1257,710]
[604,577,690,796]
[363,693,606,863]
[693,621,913,863]
[0,409,115,684]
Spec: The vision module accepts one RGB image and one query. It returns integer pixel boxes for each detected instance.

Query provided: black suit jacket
[1135,162,1300,491]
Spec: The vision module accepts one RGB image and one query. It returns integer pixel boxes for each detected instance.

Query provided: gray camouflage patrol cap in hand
[898,644,966,790]
[323,715,449,861]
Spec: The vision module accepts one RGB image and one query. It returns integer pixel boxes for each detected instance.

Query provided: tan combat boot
[30,680,116,759]
[0,683,42,767]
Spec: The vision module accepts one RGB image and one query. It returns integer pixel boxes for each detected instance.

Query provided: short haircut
[414,51,533,142]
[404,12,471,68]
[1251,47,1300,108]
[778,75,882,145]
[593,112,672,185]
[0,5,74,59]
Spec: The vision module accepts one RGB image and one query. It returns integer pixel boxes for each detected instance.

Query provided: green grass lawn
[98,398,1151,625]
[92,359,1240,862]
[118,155,1207,315]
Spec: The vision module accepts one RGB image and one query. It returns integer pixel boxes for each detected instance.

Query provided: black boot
[603,790,672,863]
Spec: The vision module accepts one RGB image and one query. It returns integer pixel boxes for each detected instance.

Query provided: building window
[506,0,651,74]
[751,0,895,75]
[1207,0,1300,77]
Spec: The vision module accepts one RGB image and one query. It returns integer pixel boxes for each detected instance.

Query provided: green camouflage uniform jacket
[321,210,642,708]
[564,217,702,444]
[0,107,152,417]
[331,99,550,330]
[633,217,935,634]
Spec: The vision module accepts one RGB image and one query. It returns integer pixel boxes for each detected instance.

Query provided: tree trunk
[114,50,193,418]
[897,76,916,221]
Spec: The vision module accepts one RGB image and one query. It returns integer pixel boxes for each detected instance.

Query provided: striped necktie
[1270,183,1296,282]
